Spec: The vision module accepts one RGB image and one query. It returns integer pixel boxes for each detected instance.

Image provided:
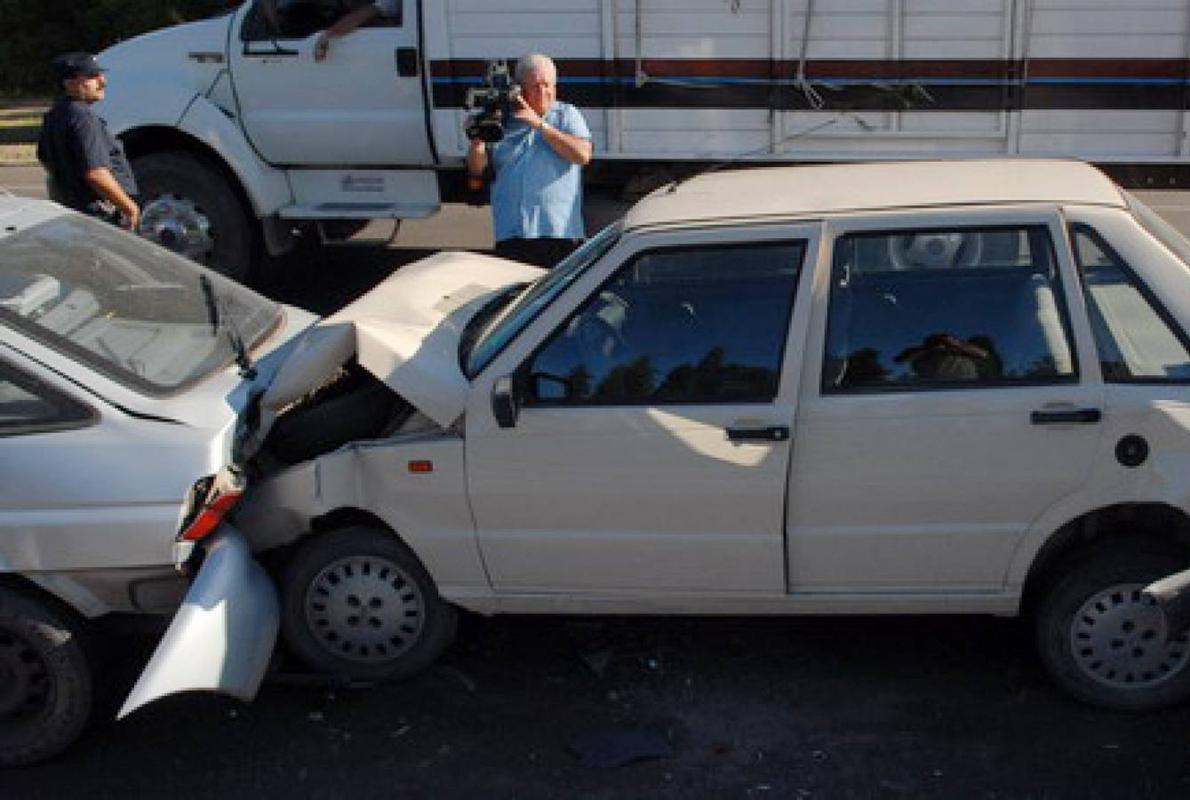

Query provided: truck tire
[280,526,458,682]
[0,587,93,767]
[1034,541,1190,710]
[133,151,257,283]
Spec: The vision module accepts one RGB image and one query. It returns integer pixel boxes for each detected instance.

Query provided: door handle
[242,43,298,57]
[396,47,419,77]
[1030,408,1102,425]
[726,425,790,442]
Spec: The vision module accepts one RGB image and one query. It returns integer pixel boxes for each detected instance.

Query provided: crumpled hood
[245,252,542,455]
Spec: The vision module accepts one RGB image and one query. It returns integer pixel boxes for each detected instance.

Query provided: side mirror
[491,375,519,429]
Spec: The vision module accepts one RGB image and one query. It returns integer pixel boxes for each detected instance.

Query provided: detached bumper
[119,523,278,719]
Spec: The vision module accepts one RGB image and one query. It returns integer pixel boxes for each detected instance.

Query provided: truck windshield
[0,214,281,395]
[463,222,621,378]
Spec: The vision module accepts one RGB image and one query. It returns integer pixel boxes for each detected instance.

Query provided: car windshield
[0,214,281,395]
[463,222,621,377]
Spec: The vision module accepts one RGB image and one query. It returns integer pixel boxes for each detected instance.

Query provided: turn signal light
[178,467,246,542]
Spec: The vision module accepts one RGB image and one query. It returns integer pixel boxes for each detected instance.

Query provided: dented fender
[119,523,278,719]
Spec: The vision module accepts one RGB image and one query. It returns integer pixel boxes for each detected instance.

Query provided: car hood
[246,252,542,452]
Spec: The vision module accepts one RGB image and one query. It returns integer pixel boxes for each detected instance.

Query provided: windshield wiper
[200,275,256,379]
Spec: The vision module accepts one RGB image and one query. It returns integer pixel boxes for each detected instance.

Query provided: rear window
[0,214,280,394]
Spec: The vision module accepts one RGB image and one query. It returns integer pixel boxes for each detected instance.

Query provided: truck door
[228,0,432,166]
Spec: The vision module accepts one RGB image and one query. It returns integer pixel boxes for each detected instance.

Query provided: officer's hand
[123,204,141,233]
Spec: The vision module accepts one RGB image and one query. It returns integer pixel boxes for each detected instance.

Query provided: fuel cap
[1115,434,1149,468]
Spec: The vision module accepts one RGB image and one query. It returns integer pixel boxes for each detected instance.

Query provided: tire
[132,151,257,283]
[0,587,93,767]
[280,527,458,681]
[1034,541,1190,710]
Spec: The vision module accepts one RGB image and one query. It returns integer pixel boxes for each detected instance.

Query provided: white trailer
[98,0,1190,277]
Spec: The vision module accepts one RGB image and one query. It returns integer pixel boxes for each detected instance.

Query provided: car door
[787,207,1105,594]
[229,0,431,166]
[465,225,819,595]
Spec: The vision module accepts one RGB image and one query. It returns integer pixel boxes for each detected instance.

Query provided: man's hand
[514,96,593,166]
[313,32,331,62]
[84,166,139,232]
[512,94,544,129]
[121,203,141,232]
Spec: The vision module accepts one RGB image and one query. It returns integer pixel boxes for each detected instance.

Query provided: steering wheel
[888,231,983,270]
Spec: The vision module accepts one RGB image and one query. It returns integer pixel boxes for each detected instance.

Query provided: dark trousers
[494,237,583,269]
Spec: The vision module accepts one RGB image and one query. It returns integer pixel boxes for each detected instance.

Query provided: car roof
[0,194,68,237]
[623,158,1126,231]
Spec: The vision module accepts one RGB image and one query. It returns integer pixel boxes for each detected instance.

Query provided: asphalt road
[3,164,1190,798]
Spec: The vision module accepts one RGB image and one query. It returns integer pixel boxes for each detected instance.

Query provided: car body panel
[118,524,278,719]
[237,433,491,594]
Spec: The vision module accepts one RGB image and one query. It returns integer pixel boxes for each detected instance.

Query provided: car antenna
[665,112,874,194]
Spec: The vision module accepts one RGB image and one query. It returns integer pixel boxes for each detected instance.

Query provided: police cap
[52,52,105,83]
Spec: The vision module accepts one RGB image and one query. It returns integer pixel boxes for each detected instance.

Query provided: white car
[169,158,1190,717]
[0,196,314,765]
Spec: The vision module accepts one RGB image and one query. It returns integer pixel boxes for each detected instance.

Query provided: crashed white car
[137,159,1190,721]
[0,196,314,765]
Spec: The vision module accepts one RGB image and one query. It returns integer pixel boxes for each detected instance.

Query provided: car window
[244,0,402,42]
[0,215,280,395]
[1070,224,1190,382]
[823,225,1076,392]
[0,360,94,437]
[523,241,804,405]
[465,223,621,378]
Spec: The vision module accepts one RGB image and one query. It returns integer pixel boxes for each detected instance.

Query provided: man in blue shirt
[466,54,593,268]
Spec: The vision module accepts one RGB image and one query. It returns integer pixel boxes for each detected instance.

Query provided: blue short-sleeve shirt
[488,101,591,242]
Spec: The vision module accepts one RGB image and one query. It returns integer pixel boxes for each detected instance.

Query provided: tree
[0,0,235,95]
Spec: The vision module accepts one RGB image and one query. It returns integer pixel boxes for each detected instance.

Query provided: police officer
[37,52,139,230]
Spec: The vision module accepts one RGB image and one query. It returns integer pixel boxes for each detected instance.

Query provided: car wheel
[1034,542,1190,710]
[280,527,458,681]
[0,587,93,767]
[132,151,257,283]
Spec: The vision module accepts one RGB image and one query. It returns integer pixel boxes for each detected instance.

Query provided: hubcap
[138,194,215,263]
[305,556,425,663]
[1071,582,1190,690]
[0,629,52,721]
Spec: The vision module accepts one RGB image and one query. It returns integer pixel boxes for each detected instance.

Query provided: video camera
[464,61,521,143]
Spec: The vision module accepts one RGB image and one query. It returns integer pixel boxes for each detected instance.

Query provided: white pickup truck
[98,0,1190,278]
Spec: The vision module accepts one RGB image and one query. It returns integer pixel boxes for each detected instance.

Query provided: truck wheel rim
[0,628,52,721]
[138,194,215,263]
[1070,582,1190,690]
[305,556,425,663]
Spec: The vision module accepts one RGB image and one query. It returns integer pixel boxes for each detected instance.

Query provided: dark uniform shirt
[36,96,137,213]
